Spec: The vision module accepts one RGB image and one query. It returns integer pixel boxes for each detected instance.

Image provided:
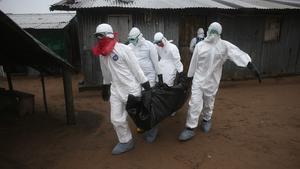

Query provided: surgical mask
[158,41,164,47]
[205,31,220,43]
[155,40,164,47]
[198,33,204,39]
[128,37,138,46]
[208,29,219,37]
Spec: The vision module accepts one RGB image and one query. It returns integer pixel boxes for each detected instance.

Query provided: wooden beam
[3,66,13,90]
[6,72,13,91]
[62,69,76,125]
[40,73,48,114]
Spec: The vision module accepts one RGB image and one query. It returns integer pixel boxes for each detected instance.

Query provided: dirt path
[0,75,299,169]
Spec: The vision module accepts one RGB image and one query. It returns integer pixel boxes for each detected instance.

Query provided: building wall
[179,11,300,80]
[27,29,66,58]
[261,15,300,75]
[77,9,300,86]
[132,11,179,45]
[217,13,300,79]
[77,11,104,86]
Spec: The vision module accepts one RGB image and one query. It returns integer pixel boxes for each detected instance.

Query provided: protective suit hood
[94,23,114,39]
[92,23,118,56]
[197,28,205,39]
[128,27,143,46]
[205,22,222,43]
[155,33,184,86]
[154,32,170,47]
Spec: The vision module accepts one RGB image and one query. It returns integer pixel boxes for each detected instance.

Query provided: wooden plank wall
[77,11,103,87]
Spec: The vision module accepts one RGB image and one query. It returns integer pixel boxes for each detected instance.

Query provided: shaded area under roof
[0,10,76,125]
[50,0,300,11]
[7,13,76,29]
[0,10,74,73]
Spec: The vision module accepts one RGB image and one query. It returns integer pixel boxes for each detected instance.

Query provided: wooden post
[40,73,48,114]
[3,66,13,90]
[62,69,76,125]
[6,72,13,91]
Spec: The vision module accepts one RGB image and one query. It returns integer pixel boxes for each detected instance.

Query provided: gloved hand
[102,84,111,101]
[157,74,163,86]
[155,74,169,88]
[178,71,186,84]
[187,77,193,87]
[141,81,151,90]
[247,62,262,83]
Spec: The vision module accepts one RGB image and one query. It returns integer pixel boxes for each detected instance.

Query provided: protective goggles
[128,33,141,44]
[208,29,219,36]
[128,37,138,44]
[154,40,163,46]
[94,33,106,39]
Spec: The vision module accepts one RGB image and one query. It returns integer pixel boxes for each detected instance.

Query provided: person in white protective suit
[189,27,205,54]
[178,22,261,141]
[128,27,162,87]
[127,27,163,142]
[153,32,185,87]
[153,32,185,117]
[93,23,151,155]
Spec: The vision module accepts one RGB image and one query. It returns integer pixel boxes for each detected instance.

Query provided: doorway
[108,15,132,43]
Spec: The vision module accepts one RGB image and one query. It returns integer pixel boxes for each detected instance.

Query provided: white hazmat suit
[128,27,161,87]
[185,22,251,129]
[189,28,205,53]
[95,23,150,154]
[154,32,184,86]
[100,43,148,143]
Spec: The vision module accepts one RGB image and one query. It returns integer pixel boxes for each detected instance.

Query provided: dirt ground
[0,74,299,169]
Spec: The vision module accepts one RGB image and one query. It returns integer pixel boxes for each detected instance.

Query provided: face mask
[154,37,165,47]
[92,37,117,56]
[156,40,164,47]
[198,33,204,39]
[128,33,141,46]
[205,32,220,43]
[208,29,219,37]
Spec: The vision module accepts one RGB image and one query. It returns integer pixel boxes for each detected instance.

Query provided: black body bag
[126,81,190,131]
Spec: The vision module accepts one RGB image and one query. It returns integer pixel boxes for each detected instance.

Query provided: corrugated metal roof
[51,0,232,10]
[235,0,300,8]
[50,0,300,10]
[7,13,76,29]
